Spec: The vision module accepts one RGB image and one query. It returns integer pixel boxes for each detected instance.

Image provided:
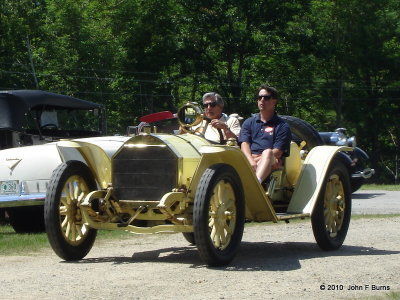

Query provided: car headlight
[348,136,356,148]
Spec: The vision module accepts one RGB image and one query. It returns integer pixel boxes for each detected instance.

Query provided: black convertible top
[0,90,103,130]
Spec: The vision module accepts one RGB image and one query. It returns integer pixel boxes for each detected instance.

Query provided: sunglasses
[203,102,218,108]
[258,95,273,101]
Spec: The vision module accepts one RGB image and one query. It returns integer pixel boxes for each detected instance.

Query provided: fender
[287,145,352,214]
[334,151,354,175]
[56,140,112,189]
[188,145,278,222]
[353,146,369,160]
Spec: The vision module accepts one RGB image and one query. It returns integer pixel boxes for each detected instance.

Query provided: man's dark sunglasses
[257,95,272,101]
[203,102,217,108]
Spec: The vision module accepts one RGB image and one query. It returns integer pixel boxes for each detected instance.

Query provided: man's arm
[223,123,239,139]
[273,122,292,157]
[225,117,241,138]
[241,141,257,170]
[210,119,238,139]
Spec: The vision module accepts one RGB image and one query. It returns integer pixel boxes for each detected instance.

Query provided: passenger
[194,92,241,144]
[239,85,291,183]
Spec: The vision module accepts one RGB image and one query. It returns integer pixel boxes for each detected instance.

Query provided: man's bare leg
[256,149,275,182]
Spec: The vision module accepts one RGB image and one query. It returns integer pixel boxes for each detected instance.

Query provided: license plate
[0,180,19,195]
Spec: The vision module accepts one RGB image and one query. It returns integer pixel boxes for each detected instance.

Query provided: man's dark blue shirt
[238,113,292,156]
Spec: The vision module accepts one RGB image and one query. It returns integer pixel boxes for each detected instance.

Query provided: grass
[0,224,131,256]
[0,225,50,255]
[351,213,400,220]
[361,184,400,191]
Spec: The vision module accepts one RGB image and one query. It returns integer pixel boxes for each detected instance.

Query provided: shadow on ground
[352,192,385,199]
[65,241,400,271]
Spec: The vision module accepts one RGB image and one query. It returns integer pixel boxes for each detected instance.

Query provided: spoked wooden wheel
[312,158,351,250]
[59,174,91,245]
[324,174,346,236]
[45,161,97,260]
[208,180,237,250]
[194,164,244,266]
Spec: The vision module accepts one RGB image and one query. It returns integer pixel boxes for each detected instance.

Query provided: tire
[311,158,352,250]
[193,164,245,266]
[281,115,323,151]
[6,206,45,233]
[351,177,364,193]
[182,232,196,245]
[350,158,365,193]
[44,160,97,260]
[0,208,8,225]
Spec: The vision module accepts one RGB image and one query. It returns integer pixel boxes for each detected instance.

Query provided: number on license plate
[0,180,19,195]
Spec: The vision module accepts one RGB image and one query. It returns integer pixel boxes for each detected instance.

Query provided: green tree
[0,0,46,89]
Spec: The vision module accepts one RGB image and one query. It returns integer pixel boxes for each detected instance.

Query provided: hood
[0,143,61,181]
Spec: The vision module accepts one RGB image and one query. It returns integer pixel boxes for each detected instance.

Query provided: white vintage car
[0,136,132,232]
[0,90,128,232]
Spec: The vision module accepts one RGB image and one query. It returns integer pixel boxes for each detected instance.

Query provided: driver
[193,92,241,144]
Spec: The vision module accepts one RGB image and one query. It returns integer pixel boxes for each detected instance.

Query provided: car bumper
[352,168,375,179]
[0,194,45,208]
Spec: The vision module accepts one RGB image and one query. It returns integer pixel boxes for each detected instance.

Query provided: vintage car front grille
[112,142,177,201]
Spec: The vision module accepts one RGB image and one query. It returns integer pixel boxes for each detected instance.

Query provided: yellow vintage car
[45,103,353,266]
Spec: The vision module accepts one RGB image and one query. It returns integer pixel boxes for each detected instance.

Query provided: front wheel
[44,160,97,260]
[193,164,245,266]
[311,158,352,250]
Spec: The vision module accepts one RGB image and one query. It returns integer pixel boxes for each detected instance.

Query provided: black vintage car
[319,128,374,192]
[0,90,106,150]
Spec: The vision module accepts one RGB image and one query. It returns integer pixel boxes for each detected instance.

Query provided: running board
[276,213,310,220]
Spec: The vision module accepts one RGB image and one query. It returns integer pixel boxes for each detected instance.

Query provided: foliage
[0,0,399,183]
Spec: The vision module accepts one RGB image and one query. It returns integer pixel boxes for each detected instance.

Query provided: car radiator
[112,142,178,201]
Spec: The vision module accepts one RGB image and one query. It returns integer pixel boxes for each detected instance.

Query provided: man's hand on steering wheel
[209,119,227,130]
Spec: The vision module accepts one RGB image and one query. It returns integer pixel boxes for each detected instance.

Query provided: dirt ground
[0,215,399,300]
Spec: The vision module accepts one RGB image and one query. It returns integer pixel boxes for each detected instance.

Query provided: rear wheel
[350,157,365,193]
[182,232,196,245]
[193,164,244,266]
[7,206,45,233]
[281,115,323,151]
[44,160,97,260]
[311,158,352,250]
[351,176,364,193]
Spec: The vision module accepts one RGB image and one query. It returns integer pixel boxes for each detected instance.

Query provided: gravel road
[0,191,399,300]
[352,190,400,214]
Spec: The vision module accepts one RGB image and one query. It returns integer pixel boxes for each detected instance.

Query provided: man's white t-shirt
[193,113,241,143]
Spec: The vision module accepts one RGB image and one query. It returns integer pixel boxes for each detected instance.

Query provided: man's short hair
[257,85,279,100]
[202,92,224,107]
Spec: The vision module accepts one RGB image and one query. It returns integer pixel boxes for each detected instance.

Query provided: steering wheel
[177,103,204,133]
[177,103,226,144]
[40,123,58,130]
